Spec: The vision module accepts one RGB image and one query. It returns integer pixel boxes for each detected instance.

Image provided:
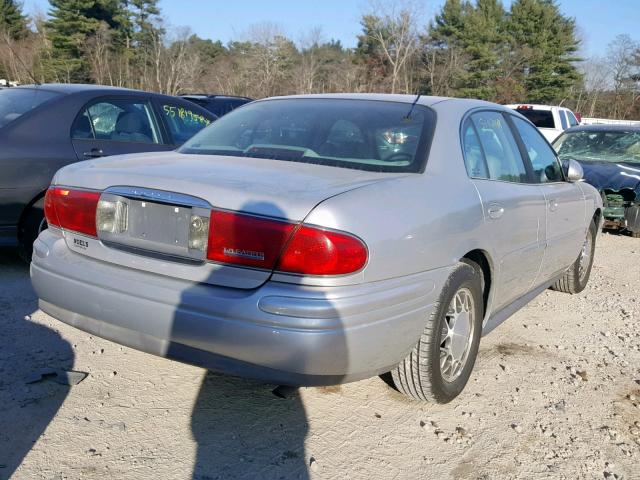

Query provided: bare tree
[84,23,113,85]
[422,45,466,97]
[579,56,611,116]
[606,34,640,119]
[296,27,324,93]
[144,27,202,95]
[363,0,421,93]
[0,28,44,84]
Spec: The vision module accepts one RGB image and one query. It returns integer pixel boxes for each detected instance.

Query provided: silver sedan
[30,94,602,403]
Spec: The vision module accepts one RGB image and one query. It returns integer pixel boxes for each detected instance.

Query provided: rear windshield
[183,97,251,117]
[554,130,640,164]
[515,109,555,129]
[0,88,61,128]
[179,98,435,172]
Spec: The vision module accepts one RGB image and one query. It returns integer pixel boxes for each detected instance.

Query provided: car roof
[257,93,502,110]
[13,83,161,96]
[181,94,252,100]
[505,104,572,112]
[564,124,640,133]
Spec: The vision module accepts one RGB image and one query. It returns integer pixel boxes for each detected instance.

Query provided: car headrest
[115,112,144,133]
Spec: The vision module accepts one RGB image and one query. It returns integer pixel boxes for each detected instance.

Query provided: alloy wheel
[440,287,475,383]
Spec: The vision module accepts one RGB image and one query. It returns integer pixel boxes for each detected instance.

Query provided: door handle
[548,198,559,212]
[487,203,505,219]
[83,148,104,159]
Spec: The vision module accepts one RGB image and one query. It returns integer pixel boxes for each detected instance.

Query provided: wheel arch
[592,207,602,231]
[17,190,47,242]
[461,249,493,320]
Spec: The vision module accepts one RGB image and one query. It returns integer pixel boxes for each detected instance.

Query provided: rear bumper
[30,229,449,385]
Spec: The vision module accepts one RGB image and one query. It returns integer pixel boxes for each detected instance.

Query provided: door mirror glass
[562,159,583,182]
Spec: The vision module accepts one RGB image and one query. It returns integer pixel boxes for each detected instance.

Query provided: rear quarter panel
[279,99,493,287]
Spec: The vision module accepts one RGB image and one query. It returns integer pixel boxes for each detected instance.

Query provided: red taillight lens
[206,209,367,276]
[44,188,59,227]
[44,187,101,237]
[277,225,367,275]
[207,210,296,269]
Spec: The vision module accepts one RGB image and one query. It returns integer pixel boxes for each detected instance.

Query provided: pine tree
[429,0,507,99]
[506,0,581,102]
[459,0,507,98]
[46,0,128,81]
[0,0,29,39]
[430,0,468,48]
[127,0,162,52]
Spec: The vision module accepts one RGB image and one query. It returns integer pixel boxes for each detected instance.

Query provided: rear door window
[462,119,488,179]
[469,111,528,183]
[161,102,213,145]
[0,88,61,128]
[515,109,555,129]
[72,99,160,144]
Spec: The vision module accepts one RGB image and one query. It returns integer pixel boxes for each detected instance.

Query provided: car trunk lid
[54,151,402,288]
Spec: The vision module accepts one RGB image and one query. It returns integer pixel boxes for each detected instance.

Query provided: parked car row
[0,84,251,258]
[553,125,640,237]
[504,103,640,239]
[506,104,580,142]
[6,85,635,404]
[28,93,602,403]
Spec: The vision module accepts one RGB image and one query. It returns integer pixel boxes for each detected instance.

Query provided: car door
[155,98,215,146]
[70,96,170,161]
[509,115,586,279]
[462,111,546,310]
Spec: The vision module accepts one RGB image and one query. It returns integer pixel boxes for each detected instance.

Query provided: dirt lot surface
[1,232,639,480]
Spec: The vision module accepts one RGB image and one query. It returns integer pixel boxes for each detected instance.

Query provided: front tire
[391,261,484,403]
[551,219,597,294]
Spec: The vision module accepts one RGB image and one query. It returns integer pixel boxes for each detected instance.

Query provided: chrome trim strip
[105,186,211,208]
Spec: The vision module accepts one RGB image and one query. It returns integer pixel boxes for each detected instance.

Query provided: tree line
[1,0,639,119]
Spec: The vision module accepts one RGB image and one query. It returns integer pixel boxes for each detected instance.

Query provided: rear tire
[551,219,597,294]
[391,261,483,403]
[18,199,46,262]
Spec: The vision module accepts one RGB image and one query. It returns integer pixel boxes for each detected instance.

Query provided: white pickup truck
[505,104,580,142]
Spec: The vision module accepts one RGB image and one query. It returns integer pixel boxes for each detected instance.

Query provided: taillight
[206,209,367,276]
[277,226,367,275]
[44,187,101,237]
[207,210,296,269]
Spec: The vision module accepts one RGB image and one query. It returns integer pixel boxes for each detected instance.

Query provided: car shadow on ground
[0,249,74,480]
[190,374,310,479]
[180,201,348,479]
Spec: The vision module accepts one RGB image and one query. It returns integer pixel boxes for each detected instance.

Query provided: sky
[23,0,640,58]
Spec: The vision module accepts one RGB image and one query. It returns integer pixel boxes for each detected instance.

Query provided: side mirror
[562,159,583,182]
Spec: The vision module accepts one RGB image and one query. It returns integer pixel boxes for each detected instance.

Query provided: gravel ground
[1,232,639,480]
